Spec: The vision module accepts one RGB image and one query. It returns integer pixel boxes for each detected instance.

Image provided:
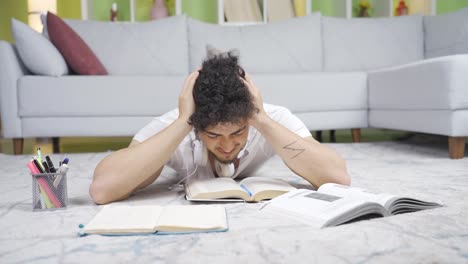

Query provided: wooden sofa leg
[351,129,361,143]
[330,130,336,142]
[52,137,60,153]
[13,138,24,155]
[448,136,465,159]
[315,131,323,142]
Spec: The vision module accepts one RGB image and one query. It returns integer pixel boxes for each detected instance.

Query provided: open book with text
[261,183,442,228]
[82,204,228,236]
[185,177,296,202]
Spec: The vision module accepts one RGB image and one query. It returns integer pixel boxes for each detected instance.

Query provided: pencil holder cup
[32,172,68,211]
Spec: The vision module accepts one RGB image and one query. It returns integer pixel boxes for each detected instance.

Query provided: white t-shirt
[133,104,311,180]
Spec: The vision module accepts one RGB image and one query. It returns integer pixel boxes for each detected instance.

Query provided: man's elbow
[89,178,128,205]
[337,171,351,186]
[317,170,350,187]
[89,181,112,205]
[320,159,350,187]
[333,159,351,186]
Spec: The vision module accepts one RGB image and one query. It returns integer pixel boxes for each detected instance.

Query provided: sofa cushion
[18,76,186,117]
[296,111,368,131]
[188,13,323,73]
[10,19,68,76]
[424,8,468,59]
[251,72,368,112]
[46,12,107,75]
[323,15,424,71]
[17,71,367,118]
[63,15,189,75]
[369,110,468,137]
[21,116,156,137]
[369,54,468,110]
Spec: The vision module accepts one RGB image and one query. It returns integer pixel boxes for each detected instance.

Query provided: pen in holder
[32,171,68,211]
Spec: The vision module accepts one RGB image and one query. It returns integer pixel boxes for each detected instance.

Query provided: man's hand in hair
[178,70,199,124]
[242,74,267,128]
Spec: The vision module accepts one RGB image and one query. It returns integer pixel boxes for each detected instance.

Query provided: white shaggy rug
[0,141,467,263]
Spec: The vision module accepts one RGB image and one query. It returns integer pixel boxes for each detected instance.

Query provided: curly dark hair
[189,51,257,132]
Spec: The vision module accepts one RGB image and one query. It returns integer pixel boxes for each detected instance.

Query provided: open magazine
[260,183,442,228]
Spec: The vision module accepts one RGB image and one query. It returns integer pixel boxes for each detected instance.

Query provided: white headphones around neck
[193,139,208,167]
[193,139,249,178]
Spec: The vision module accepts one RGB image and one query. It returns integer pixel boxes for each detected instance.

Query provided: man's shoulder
[262,103,310,138]
[156,108,180,123]
[133,108,181,143]
[157,109,196,143]
[263,104,293,119]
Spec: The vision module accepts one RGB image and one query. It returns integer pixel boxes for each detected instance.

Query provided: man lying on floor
[89,48,350,204]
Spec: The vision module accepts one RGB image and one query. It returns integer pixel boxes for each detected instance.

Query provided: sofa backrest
[36,9,467,76]
[424,8,468,59]
[63,15,189,75]
[187,13,323,74]
[322,15,424,71]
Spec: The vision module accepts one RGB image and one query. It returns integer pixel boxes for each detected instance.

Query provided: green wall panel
[182,0,217,23]
[2,0,468,43]
[437,0,468,14]
[0,0,28,42]
[57,0,82,19]
[166,0,176,16]
[312,0,334,16]
[135,0,154,21]
[312,0,346,17]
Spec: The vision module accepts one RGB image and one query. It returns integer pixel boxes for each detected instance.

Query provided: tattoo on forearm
[283,141,306,159]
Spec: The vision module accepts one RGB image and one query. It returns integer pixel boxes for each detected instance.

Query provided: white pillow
[11,18,68,76]
[188,13,323,73]
[40,13,49,38]
[424,8,468,58]
[322,15,424,71]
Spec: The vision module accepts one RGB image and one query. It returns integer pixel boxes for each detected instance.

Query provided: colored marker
[33,159,44,173]
[42,161,51,173]
[27,161,53,208]
[45,156,56,173]
[54,163,69,188]
[37,148,43,164]
[33,155,45,172]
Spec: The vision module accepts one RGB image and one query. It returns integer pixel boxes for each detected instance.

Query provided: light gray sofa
[1,9,467,158]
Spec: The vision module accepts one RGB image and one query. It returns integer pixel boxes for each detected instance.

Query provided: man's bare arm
[89,118,192,204]
[243,74,350,187]
[89,70,199,204]
[253,115,350,187]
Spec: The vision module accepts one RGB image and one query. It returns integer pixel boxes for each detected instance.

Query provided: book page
[318,184,442,214]
[387,197,442,215]
[318,183,398,209]
[240,177,296,202]
[84,205,163,234]
[185,177,250,200]
[262,189,385,228]
[157,205,228,233]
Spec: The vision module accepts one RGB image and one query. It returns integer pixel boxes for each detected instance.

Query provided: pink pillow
[46,12,107,75]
